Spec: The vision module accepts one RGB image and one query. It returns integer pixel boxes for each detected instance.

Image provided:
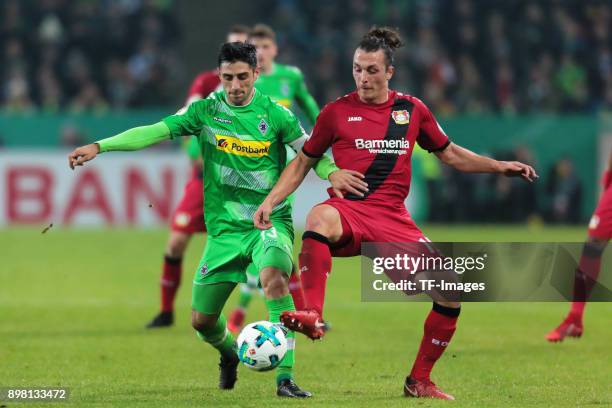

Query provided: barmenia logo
[355,138,409,155]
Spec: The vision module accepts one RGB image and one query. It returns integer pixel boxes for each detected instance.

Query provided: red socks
[569,242,603,321]
[288,272,306,311]
[160,255,182,313]
[299,232,332,316]
[410,304,460,382]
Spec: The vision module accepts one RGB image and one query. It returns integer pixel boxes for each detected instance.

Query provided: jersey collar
[224,88,259,109]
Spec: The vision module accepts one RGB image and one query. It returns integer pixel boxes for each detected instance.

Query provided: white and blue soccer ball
[237,320,287,371]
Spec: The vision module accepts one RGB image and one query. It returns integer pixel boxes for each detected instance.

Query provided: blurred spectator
[546,157,583,224]
[264,0,612,113]
[59,123,87,147]
[0,0,180,112]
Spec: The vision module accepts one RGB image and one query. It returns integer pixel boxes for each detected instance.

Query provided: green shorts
[192,219,294,314]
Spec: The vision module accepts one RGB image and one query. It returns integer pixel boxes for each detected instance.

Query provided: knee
[260,269,289,298]
[305,205,341,240]
[166,232,190,257]
[191,312,217,332]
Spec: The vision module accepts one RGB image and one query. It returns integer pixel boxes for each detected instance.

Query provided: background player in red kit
[546,149,611,342]
[146,25,251,328]
[254,27,537,400]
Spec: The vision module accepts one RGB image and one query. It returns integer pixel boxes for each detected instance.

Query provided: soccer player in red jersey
[546,150,611,342]
[253,27,537,400]
[146,25,251,328]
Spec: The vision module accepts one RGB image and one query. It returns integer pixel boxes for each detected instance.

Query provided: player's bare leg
[146,230,193,328]
[547,237,607,342]
[260,266,312,398]
[281,205,343,340]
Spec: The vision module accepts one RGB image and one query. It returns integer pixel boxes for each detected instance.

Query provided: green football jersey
[163,89,304,236]
[255,63,319,125]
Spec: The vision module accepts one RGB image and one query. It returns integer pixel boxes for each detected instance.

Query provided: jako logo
[215,135,270,157]
[355,138,409,155]
[348,116,363,122]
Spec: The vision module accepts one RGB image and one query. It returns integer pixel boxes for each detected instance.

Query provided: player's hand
[254,201,274,230]
[328,169,368,198]
[499,161,538,182]
[68,143,100,170]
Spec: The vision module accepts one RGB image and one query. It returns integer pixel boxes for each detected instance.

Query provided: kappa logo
[391,110,410,125]
[348,116,363,122]
[215,135,270,157]
[213,116,232,124]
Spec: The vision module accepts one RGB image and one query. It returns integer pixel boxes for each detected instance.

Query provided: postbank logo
[215,135,270,157]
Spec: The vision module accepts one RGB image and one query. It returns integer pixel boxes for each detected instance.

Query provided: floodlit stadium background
[2,0,611,227]
[1,2,611,407]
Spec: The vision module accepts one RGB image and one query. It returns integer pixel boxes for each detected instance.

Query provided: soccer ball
[236,321,288,371]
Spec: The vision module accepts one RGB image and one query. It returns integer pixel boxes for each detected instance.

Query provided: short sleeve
[162,100,207,138]
[276,104,307,145]
[303,103,335,158]
[414,98,450,153]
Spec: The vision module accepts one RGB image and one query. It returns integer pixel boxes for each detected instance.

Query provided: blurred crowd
[0,0,180,113]
[423,148,583,224]
[3,0,612,114]
[268,0,612,114]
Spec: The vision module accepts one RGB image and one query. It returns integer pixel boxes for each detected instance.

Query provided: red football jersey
[303,90,449,205]
[186,69,221,102]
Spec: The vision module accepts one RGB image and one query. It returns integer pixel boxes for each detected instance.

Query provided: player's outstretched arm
[435,142,538,182]
[67,122,171,170]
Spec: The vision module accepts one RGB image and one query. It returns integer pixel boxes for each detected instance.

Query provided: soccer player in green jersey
[250,24,319,123]
[68,42,365,398]
[226,24,321,333]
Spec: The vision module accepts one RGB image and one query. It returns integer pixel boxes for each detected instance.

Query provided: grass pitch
[1,225,610,407]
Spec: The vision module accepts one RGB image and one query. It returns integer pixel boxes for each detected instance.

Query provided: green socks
[266,295,296,384]
[196,314,236,359]
[238,284,254,309]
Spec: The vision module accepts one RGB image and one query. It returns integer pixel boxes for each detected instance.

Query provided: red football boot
[227,308,245,335]
[546,316,583,342]
[404,377,455,400]
[280,309,326,340]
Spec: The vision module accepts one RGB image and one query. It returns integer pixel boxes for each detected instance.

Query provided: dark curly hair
[217,41,257,69]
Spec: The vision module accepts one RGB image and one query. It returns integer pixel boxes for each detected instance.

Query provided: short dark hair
[249,23,276,41]
[228,24,251,36]
[358,26,403,67]
[218,42,258,69]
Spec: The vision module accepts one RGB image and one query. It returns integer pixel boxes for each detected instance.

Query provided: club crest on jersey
[281,81,290,96]
[258,119,269,135]
[391,110,410,125]
[200,263,209,276]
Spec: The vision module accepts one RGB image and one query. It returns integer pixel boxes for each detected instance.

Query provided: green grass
[1,225,610,407]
